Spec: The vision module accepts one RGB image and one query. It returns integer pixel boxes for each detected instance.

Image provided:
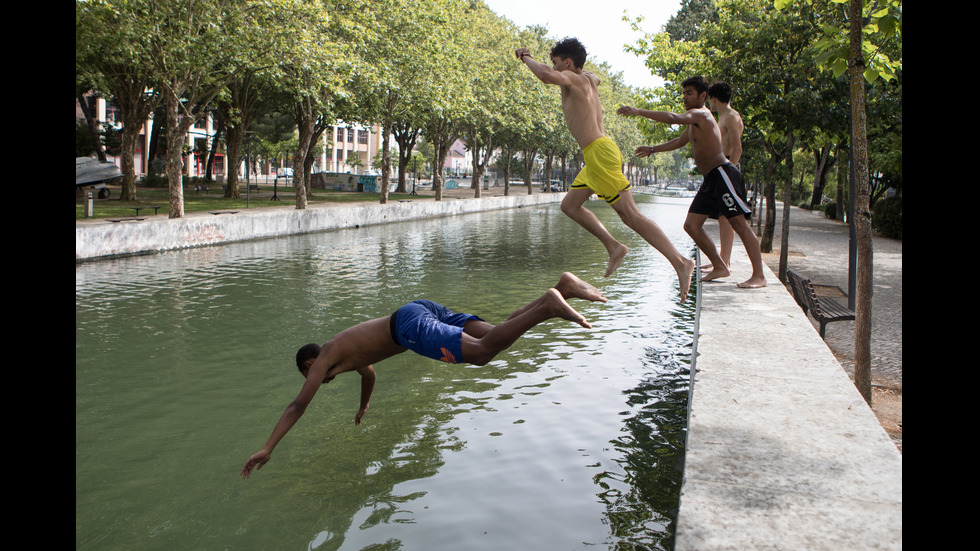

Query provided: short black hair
[681,76,709,95]
[708,82,733,103]
[296,343,321,372]
[550,37,587,68]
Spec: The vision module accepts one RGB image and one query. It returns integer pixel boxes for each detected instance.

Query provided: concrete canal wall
[75,193,563,262]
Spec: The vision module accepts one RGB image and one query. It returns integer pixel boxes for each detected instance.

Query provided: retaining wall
[76,193,563,261]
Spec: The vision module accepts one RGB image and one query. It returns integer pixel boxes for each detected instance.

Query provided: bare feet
[676,257,697,302]
[544,288,592,329]
[699,262,730,273]
[700,265,731,282]
[737,275,767,289]
[556,272,608,303]
[604,244,629,277]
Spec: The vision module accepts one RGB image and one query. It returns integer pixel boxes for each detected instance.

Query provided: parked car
[541,180,564,192]
[276,167,294,179]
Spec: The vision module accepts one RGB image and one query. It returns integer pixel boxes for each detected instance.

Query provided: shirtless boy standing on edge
[240,272,606,478]
[702,81,746,274]
[617,76,766,289]
[516,38,695,301]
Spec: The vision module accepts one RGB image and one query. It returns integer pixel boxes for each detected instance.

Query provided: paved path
[756,203,902,390]
[678,206,903,551]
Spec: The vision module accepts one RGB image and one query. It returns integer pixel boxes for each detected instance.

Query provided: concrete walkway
[675,206,902,550]
[761,204,903,390]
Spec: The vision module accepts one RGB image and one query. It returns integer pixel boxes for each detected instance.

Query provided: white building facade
[77,95,387,179]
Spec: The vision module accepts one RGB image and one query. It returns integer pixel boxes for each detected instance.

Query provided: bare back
[560,71,605,149]
[324,316,406,376]
[716,106,744,164]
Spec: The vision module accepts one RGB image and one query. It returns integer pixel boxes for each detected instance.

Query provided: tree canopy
[78,0,900,221]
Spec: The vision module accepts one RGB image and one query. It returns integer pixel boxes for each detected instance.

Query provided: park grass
[75,184,425,220]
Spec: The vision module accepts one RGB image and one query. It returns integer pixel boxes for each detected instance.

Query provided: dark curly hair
[296,343,321,372]
[708,82,733,103]
[550,37,587,68]
[681,76,709,95]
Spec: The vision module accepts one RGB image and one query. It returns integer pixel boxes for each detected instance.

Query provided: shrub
[872,196,902,240]
[823,202,837,220]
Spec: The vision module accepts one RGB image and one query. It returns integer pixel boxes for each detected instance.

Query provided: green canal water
[76,195,698,550]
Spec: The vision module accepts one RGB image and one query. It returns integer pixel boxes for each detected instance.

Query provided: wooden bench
[130,205,161,216]
[194,183,210,194]
[786,269,856,338]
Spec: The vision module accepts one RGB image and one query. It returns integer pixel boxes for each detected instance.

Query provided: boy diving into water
[240,272,606,478]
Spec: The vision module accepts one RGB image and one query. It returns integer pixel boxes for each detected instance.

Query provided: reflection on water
[76,196,696,550]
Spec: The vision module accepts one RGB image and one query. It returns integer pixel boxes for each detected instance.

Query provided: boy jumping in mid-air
[240,272,606,478]
[515,37,696,301]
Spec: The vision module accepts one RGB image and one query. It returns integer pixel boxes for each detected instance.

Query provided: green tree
[273,1,347,209]
[130,0,273,217]
[219,70,276,198]
[776,0,902,404]
[456,4,517,197]
[340,0,458,203]
[76,0,163,201]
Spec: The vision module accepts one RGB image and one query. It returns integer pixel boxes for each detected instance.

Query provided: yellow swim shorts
[570,136,632,204]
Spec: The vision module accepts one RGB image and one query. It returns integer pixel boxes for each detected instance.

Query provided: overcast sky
[482,0,681,90]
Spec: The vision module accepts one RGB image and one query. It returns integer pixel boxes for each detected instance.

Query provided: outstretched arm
[634,127,691,158]
[617,105,704,126]
[515,48,573,86]
[240,354,329,479]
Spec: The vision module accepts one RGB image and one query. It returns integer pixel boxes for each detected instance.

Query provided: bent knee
[560,198,582,216]
[466,353,493,367]
[683,219,699,234]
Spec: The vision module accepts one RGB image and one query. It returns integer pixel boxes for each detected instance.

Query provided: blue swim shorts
[390,300,483,364]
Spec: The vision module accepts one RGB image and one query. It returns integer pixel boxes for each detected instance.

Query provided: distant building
[76,94,386,179]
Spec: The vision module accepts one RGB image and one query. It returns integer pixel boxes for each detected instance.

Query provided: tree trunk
[760,148,780,253]
[522,148,536,194]
[542,153,554,193]
[165,92,188,219]
[381,119,392,204]
[393,120,420,194]
[469,131,492,199]
[119,122,140,201]
[778,129,795,282]
[836,146,847,221]
[501,146,512,196]
[428,121,455,202]
[560,153,568,191]
[849,0,873,404]
[293,111,313,210]
[77,94,107,162]
[303,126,324,197]
[224,124,244,199]
[809,144,832,209]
